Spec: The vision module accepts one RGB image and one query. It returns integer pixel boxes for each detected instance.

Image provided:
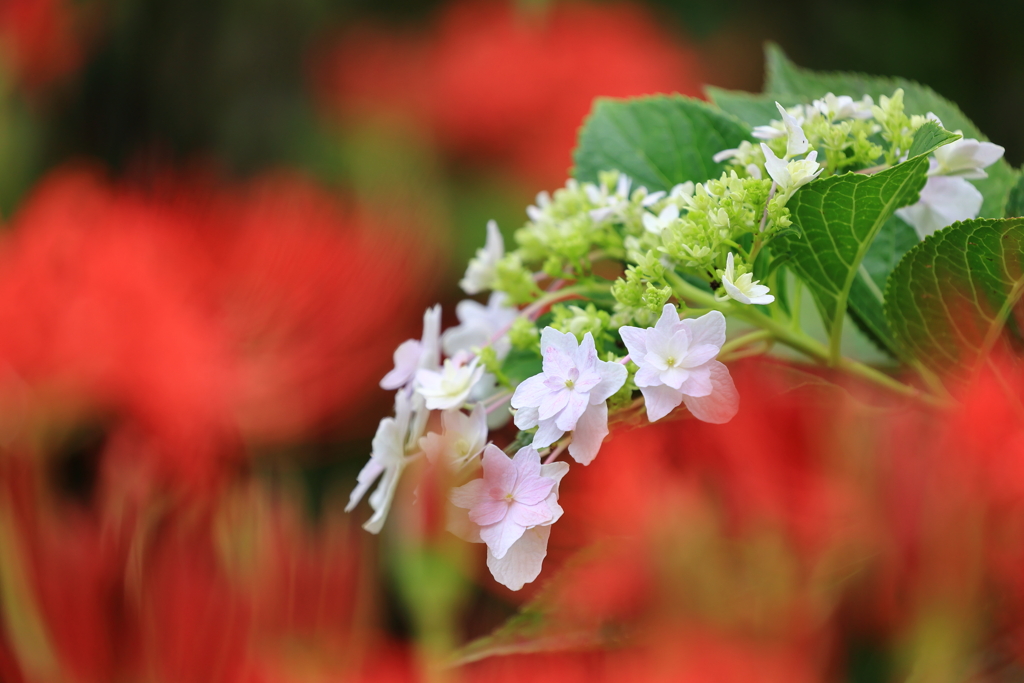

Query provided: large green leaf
[777,123,959,359]
[572,95,751,192]
[704,87,803,128]
[884,217,1024,379]
[763,43,1016,220]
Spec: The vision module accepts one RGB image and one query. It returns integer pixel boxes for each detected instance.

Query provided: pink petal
[486,526,551,591]
[567,401,608,466]
[507,500,554,527]
[448,478,488,510]
[640,384,684,422]
[512,475,555,507]
[681,361,739,424]
[481,517,527,560]
[469,496,511,526]
[482,444,517,493]
[511,374,548,409]
[511,445,543,477]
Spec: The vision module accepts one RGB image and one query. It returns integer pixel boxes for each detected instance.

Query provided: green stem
[666,271,943,406]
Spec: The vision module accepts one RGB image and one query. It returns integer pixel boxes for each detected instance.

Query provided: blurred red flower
[314,0,704,187]
[0,0,83,89]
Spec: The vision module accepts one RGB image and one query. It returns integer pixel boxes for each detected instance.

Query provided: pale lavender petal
[618,326,648,359]
[677,364,713,398]
[511,374,549,409]
[680,310,726,349]
[514,405,540,430]
[345,459,384,511]
[538,386,571,421]
[654,303,680,336]
[540,327,578,363]
[567,401,608,465]
[480,517,528,560]
[683,343,721,368]
[542,345,575,380]
[555,390,589,432]
[640,384,684,422]
[448,478,488,510]
[486,525,551,591]
[532,417,564,449]
[380,339,421,389]
[635,364,663,388]
[681,361,739,424]
[507,500,554,527]
[661,366,689,391]
[574,333,599,372]
[588,361,627,403]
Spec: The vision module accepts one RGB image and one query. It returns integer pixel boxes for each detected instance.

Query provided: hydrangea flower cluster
[348,85,1006,592]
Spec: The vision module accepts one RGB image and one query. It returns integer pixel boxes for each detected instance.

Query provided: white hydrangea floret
[380,305,441,390]
[895,176,983,239]
[619,305,739,424]
[642,204,680,235]
[441,292,518,361]
[930,135,1005,179]
[419,403,488,470]
[719,252,774,305]
[347,389,427,533]
[415,356,485,410]
[460,220,505,294]
[511,328,627,465]
[761,143,822,199]
[812,93,874,120]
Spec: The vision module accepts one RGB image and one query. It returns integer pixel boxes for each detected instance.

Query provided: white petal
[618,326,648,360]
[345,459,384,512]
[589,360,627,404]
[895,176,983,239]
[680,310,726,349]
[640,384,684,422]
[486,525,551,591]
[511,374,550,409]
[681,361,739,424]
[514,405,540,430]
[567,401,608,465]
[760,143,789,188]
[380,339,422,390]
[480,516,527,560]
[533,417,565,449]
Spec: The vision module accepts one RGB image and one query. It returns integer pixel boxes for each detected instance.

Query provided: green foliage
[763,44,1016,220]
[884,217,1024,379]
[1005,172,1024,218]
[776,124,958,357]
[573,95,751,192]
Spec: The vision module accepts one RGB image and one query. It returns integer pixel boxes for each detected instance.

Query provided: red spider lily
[0,0,83,90]
[313,0,704,187]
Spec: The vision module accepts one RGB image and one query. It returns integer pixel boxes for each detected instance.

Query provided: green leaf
[704,87,803,128]
[763,43,1016,220]
[1005,171,1024,217]
[572,95,751,192]
[777,124,958,360]
[884,217,1024,379]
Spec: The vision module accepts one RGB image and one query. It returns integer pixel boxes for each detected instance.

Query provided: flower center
[665,356,676,367]
[564,378,575,389]
[455,438,470,456]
